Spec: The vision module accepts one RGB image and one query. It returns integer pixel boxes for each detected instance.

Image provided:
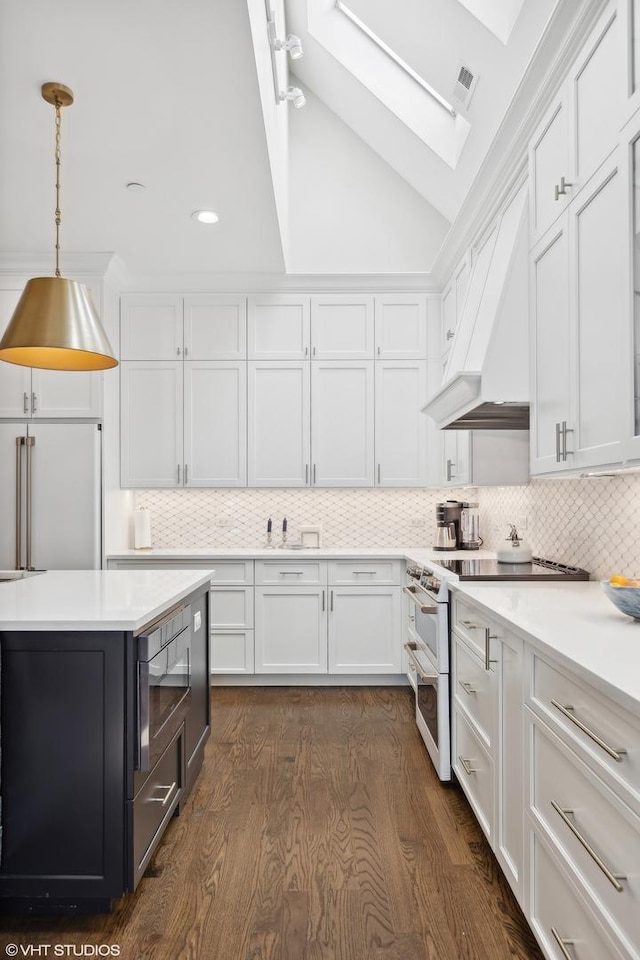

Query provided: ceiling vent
[452,62,478,108]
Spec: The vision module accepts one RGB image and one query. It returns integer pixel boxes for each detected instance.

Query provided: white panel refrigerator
[0,422,102,570]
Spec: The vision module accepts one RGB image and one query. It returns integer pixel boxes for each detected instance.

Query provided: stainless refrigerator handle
[15,436,25,569]
[25,435,35,570]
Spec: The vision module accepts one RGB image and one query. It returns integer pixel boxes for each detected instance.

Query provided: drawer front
[131,729,182,887]
[328,559,402,585]
[530,714,640,956]
[451,595,494,662]
[210,630,254,674]
[529,652,640,807]
[210,587,254,629]
[210,561,253,584]
[530,830,630,960]
[255,560,327,585]
[453,634,496,751]
[453,708,494,841]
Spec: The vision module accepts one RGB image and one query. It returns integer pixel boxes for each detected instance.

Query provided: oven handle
[404,643,439,683]
[403,585,438,615]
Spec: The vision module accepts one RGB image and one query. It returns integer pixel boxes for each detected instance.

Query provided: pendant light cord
[54,99,62,278]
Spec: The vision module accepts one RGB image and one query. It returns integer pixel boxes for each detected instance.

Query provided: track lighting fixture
[279,86,306,108]
[272,33,304,60]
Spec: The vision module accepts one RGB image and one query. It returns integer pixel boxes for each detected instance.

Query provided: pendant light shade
[0,82,118,372]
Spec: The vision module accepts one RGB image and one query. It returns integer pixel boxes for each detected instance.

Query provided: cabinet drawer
[451,596,495,663]
[529,653,640,807]
[255,560,326,585]
[210,630,254,674]
[453,634,495,751]
[210,561,253,585]
[530,715,640,957]
[210,587,254,629]
[453,708,494,841]
[328,559,402,585]
[131,728,182,888]
[530,830,630,960]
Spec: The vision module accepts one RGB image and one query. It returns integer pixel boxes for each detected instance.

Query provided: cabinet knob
[446,329,455,341]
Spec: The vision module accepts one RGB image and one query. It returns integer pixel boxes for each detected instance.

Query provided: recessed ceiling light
[192,210,219,224]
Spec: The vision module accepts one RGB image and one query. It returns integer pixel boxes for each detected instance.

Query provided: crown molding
[117,271,441,294]
[432,0,609,286]
[0,251,117,282]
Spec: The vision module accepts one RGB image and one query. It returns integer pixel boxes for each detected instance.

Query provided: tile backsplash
[135,472,640,579]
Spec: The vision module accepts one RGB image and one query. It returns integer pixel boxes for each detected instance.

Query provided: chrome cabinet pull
[176,346,181,356]
[555,421,562,462]
[377,345,381,356]
[459,619,477,629]
[561,421,573,460]
[25,436,35,570]
[184,464,188,484]
[550,699,626,762]
[557,176,573,196]
[330,590,334,611]
[458,756,478,775]
[305,463,309,484]
[148,782,176,806]
[312,346,316,356]
[458,680,477,696]
[353,570,376,576]
[484,627,497,671]
[305,346,308,356]
[184,345,188,357]
[550,927,575,960]
[31,392,37,413]
[550,800,626,892]
[377,463,381,483]
[23,392,29,415]
[15,436,25,569]
[322,589,325,611]
[177,463,181,484]
[446,329,455,340]
[403,585,437,614]
[280,570,304,576]
[313,464,317,484]
[446,458,455,481]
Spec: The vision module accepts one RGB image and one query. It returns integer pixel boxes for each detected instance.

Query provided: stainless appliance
[0,422,101,570]
[404,564,451,781]
[434,556,589,581]
[434,500,462,551]
[460,501,482,550]
[137,603,192,773]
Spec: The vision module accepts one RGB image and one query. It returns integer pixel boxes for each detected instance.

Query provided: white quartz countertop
[449,581,640,714]
[0,569,214,632]
[107,547,496,563]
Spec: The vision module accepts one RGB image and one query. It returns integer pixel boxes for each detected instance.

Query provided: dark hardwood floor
[0,687,543,959]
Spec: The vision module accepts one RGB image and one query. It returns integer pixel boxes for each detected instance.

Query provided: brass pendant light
[0,82,118,371]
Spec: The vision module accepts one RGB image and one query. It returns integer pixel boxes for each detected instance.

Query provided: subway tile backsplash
[135,473,640,580]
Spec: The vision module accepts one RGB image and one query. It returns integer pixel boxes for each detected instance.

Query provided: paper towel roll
[134,509,152,549]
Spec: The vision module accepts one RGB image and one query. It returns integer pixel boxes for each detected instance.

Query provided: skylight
[456,0,526,44]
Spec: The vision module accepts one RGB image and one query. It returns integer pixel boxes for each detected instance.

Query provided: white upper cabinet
[247,295,310,360]
[183,295,246,360]
[183,361,246,487]
[375,360,428,486]
[120,295,183,360]
[311,361,374,486]
[374,295,427,359]
[529,5,622,246]
[248,361,310,487]
[120,360,183,487]
[311,295,374,359]
[441,256,471,359]
[0,289,101,419]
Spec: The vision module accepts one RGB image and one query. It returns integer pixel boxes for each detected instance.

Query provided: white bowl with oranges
[601,575,640,620]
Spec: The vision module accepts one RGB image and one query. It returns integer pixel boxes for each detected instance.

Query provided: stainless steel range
[404,555,589,782]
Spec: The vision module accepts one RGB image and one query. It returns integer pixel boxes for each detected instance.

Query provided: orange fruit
[609,574,631,587]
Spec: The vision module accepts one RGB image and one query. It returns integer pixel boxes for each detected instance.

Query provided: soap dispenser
[496,524,533,564]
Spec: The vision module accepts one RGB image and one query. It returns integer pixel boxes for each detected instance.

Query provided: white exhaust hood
[423,183,529,429]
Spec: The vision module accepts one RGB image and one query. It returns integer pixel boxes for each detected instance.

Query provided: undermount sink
[0,570,45,583]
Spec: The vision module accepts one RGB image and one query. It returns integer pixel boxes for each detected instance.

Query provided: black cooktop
[436,556,590,581]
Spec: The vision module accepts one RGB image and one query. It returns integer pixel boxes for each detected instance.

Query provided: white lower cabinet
[210,631,254,674]
[254,586,328,673]
[328,586,401,673]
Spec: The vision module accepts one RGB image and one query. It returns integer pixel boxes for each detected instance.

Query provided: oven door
[405,640,451,782]
[138,625,192,772]
[403,582,449,672]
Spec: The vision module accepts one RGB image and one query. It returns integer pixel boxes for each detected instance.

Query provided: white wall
[287,87,450,274]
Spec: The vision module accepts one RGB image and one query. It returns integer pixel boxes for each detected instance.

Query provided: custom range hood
[423,183,529,430]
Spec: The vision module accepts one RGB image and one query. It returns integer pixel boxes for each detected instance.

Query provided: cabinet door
[311,361,374,486]
[530,220,572,475]
[120,361,183,487]
[247,295,310,359]
[254,587,327,673]
[443,430,470,486]
[441,282,456,356]
[0,363,32,417]
[328,586,401,673]
[496,632,524,903]
[374,295,427,359]
[375,360,427,486]
[529,93,570,244]
[183,295,246,360]
[248,362,310,486]
[210,631,254,674]
[120,295,183,360]
[183,361,246,487]
[32,369,102,418]
[311,295,374,359]
[570,155,626,468]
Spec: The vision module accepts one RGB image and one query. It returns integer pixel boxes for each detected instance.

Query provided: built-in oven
[137,603,192,773]
[404,566,451,781]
